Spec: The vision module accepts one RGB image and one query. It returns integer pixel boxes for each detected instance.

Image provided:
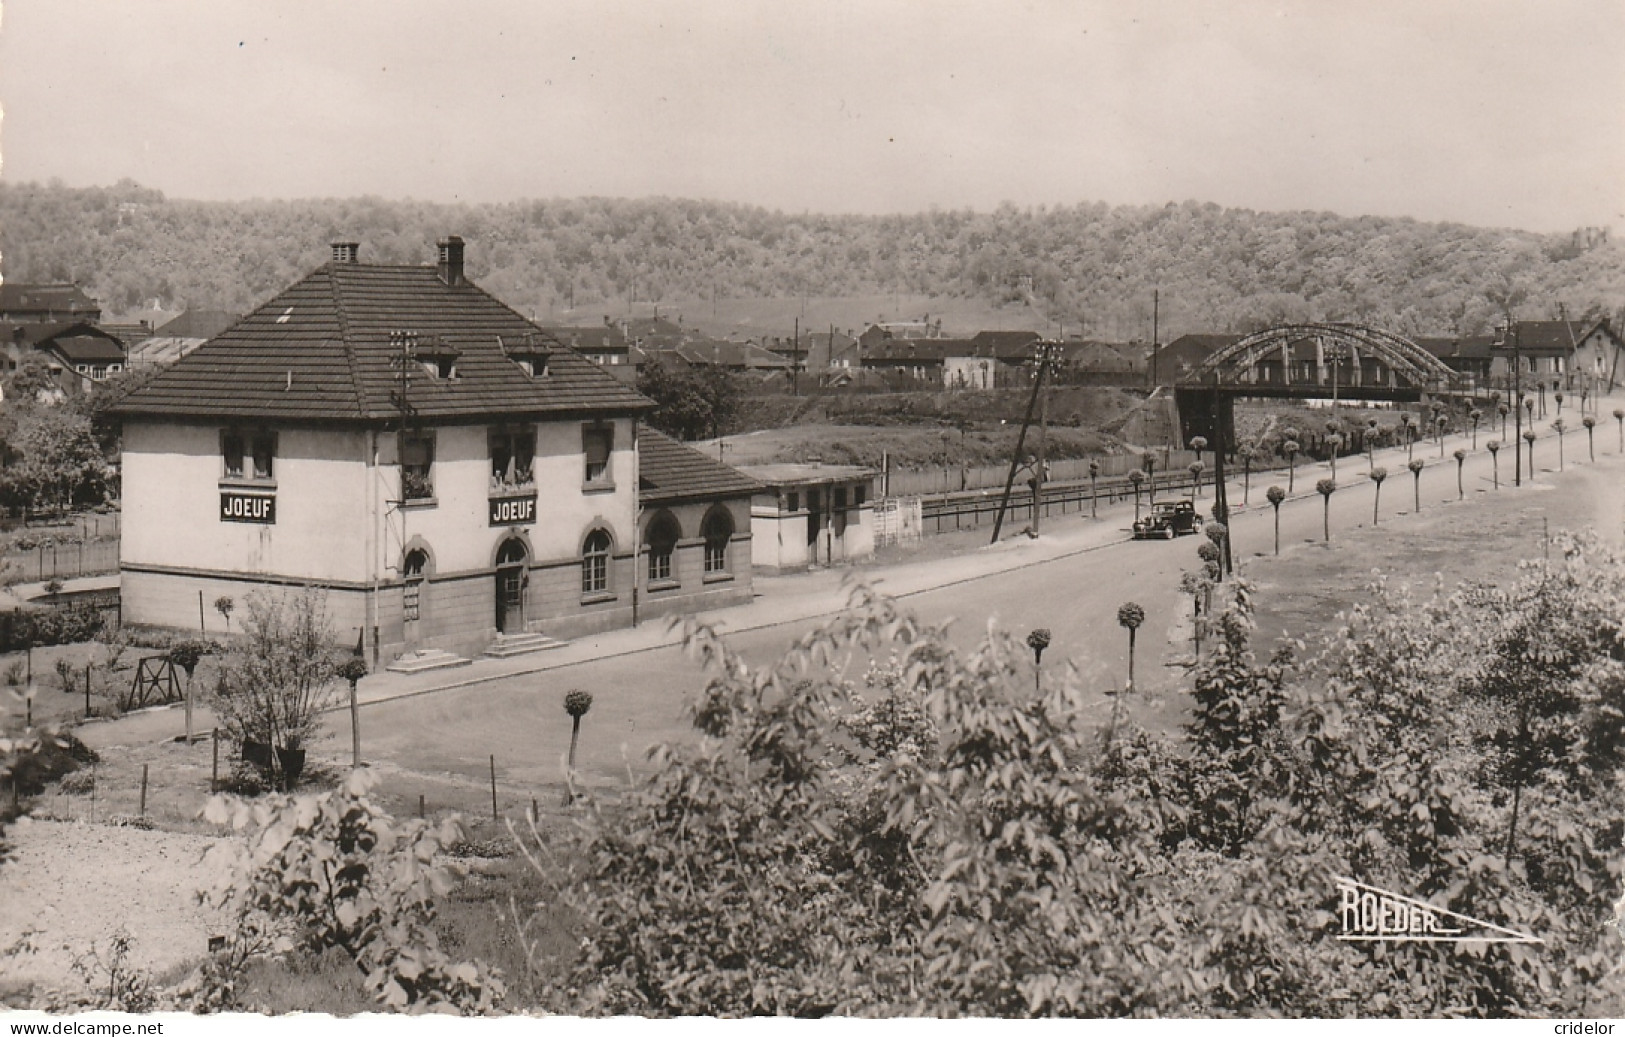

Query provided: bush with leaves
[513,556,1625,1017]
[210,587,343,786]
[524,587,1261,1016]
[202,770,505,1013]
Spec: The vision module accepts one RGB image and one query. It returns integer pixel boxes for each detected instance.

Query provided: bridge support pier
[1173,388,1235,454]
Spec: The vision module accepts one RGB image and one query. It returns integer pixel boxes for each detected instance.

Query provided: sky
[1,0,1620,233]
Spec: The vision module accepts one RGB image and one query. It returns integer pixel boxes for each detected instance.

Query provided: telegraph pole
[1500,316,1524,487]
[991,341,1057,544]
[1151,289,1160,386]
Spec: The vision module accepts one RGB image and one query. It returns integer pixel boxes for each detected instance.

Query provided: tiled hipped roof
[112,263,651,423]
[637,427,762,505]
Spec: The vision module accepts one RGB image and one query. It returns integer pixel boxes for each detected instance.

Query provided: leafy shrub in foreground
[519,560,1625,1018]
[202,770,504,1013]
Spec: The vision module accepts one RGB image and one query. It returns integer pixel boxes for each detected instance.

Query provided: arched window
[582,529,612,594]
[496,538,528,568]
[402,548,429,621]
[646,512,680,582]
[702,509,733,575]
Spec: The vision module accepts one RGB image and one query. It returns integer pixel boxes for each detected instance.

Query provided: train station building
[112,239,756,666]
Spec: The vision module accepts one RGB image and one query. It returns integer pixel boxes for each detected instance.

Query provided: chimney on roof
[437,236,465,286]
[331,242,360,264]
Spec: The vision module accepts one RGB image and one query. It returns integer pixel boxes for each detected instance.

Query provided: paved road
[77,394,1625,812]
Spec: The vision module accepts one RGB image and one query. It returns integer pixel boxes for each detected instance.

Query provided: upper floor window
[223,430,275,481]
[583,425,613,486]
[490,427,536,493]
[400,430,435,500]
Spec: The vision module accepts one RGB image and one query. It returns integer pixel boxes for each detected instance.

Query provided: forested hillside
[2,179,1621,340]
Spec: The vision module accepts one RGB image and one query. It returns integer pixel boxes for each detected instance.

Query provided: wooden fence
[5,540,120,583]
[882,449,1202,498]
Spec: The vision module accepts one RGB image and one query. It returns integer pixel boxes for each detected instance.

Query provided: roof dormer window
[500,332,553,378]
[394,331,461,381]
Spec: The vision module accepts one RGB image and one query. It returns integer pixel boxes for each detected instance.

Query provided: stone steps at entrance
[482,631,570,659]
[385,649,474,675]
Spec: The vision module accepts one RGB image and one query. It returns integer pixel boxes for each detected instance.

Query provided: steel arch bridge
[1172,323,1487,458]
[1185,322,1465,393]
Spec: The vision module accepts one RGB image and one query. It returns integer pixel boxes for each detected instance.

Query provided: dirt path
[0,818,230,999]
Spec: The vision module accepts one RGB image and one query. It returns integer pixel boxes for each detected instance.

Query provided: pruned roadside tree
[1315,478,1336,542]
[1368,467,1386,525]
[1266,485,1286,555]
[209,587,344,789]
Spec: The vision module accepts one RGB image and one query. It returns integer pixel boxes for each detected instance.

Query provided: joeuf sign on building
[219,491,275,524]
[489,494,537,526]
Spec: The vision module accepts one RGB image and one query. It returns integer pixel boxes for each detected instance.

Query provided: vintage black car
[1132,499,1199,539]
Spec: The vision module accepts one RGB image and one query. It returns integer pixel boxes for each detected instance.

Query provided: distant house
[537,323,639,382]
[944,354,998,389]
[128,310,240,368]
[1572,318,1624,388]
[1063,340,1143,375]
[1415,336,1493,381]
[3,321,127,392]
[98,321,156,350]
[621,314,687,349]
[0,283,101,324]
[1487,321,1580,387]
[1152,334,1237,382]
[860,338,967,384]
[762,329,859,372]
[969,330,1041,355]
[667,339,791,373]
[857,318,943,351]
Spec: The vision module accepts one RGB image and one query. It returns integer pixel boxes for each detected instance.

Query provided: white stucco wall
[383,418,637,577]
[122,421,370,582]
[122,416,645,647]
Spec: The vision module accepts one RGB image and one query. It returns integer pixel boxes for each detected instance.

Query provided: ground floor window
[402,548,428,621]
[582,529,612,593]
[703,510,733,574]
[647,512,679,582]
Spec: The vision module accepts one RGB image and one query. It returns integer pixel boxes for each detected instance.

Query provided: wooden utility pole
[990,342,1055,544]
[1151,289,1160,387]
[1504,317,1524,487]
[1033,375,1049,535]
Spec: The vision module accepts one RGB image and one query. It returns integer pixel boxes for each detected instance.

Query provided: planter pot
[241,740,272,771]
[276,747,307,786]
